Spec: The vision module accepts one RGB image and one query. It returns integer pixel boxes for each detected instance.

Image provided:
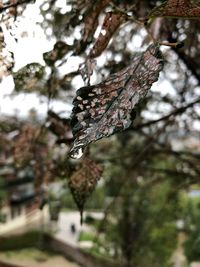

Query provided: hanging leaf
[68,157,103,224]
[69,43,164,159]
[89,12,127,58]
[76,0,111,54]
[148,0,200,19]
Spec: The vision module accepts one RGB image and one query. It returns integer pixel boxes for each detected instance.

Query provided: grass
[1,248,54,262]
[78,231,111,259]
[0,247,81,267]
[78,231,95,242]
[0,247,62,266]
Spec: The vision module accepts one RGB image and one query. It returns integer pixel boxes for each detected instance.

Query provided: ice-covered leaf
[148,0,200,19]
[89,12,127,58]
[69,43,164,159]
[68,157,103,224]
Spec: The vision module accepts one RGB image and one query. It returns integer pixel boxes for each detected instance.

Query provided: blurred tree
[89,134,196,267]
[183,196,200,263]
[0,175,7,223]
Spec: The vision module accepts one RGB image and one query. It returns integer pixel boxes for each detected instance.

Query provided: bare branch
[132,97,200,130]
[0,0,34,14]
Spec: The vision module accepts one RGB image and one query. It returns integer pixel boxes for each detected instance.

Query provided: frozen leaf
[148,0,200,19]
[76,0,111,54]
[68,157,103,224]
[89,12,127,58]
[70,43,164,158]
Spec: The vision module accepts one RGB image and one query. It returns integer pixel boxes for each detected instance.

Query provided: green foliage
[61,184,106,211]
[0,176,6,222]
[93,136,182,267]
[0,247,57,262]
[85,185,106,210]
[61,190,77,210]
[49,200,61,221]
[0,231,40,251]
[183,197,200,262]
[78,231,95,242]
[0,177,6,202]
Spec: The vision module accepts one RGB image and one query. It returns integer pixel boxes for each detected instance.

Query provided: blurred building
[0,164,37,223]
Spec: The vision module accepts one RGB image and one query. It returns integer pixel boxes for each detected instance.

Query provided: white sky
[0,0,74,118]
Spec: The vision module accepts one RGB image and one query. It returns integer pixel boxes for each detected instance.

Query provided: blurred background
[0,0,200,267]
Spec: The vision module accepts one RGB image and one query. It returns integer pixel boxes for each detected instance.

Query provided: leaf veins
[69,43,164,159]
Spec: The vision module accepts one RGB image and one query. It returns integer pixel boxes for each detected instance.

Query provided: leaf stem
[159,41,184,48]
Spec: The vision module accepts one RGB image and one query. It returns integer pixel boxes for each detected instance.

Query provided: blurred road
[54,211,82,247]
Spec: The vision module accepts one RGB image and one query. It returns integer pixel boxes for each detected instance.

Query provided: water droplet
[69,145,84,159]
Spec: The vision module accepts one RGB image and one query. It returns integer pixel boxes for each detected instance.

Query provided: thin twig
[0,0,33,14]
[131,97,200,131]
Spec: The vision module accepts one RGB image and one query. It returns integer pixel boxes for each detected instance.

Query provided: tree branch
[173,48,200,85]
[0,0,34,14]
[143,167,199,187]
[132,97,200,130]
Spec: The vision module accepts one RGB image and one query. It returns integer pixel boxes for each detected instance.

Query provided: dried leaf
[9,0,18,18]
[14,125,37,167]
[47,110,73,145]
[43,41,72,66]
[89,12,127,58]
[148,0,200,19]
[69,43,164,159]
[0,26,14,81]
[68,157,103,223]
[76,0,111,54]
